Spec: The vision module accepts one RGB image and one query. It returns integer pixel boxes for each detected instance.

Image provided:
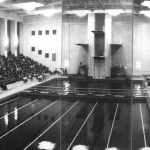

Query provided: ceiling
[0,0,62,16]
[63,0,134,10]
[0,0,147,16]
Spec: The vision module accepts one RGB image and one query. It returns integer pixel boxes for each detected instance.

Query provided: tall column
[88,13,95,77]
[0,18,8,56]
[104,14,112,77]
[11,21,18,56]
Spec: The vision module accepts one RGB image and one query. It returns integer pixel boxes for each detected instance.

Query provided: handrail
[24,85,147,96]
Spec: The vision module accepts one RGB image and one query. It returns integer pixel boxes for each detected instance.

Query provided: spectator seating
[0,54,52,90]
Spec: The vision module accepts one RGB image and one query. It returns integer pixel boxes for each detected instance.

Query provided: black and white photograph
[0,0,150,150]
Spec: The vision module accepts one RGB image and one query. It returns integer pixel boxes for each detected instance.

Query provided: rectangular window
[45,30,49,35]
[45,53,49,58]
[31,47,35,51]
[31,31,35,35]
[38,30,42,35]
[52,53,56,61]
[53,30,57,35]
[38,50,42,55]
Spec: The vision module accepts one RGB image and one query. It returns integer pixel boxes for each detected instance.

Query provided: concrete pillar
[0,18,8,56]
[10,21,18,56]
[105,14,112,77]
[88,13,95,77]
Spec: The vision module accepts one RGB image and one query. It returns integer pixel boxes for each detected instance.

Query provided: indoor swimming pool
[0,77,149,150]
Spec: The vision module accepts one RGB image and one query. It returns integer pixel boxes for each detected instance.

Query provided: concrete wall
[62,14,88,74]
[112,14,150,76]
[88,13,95,77]
[133,15,150,75]
[20,14,62,71]
[112,14,133,75]
[1,9,150,77]
[105,14,112,77]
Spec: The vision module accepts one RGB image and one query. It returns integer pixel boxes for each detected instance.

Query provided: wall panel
[112,15,133,75]
[133,15,150,75]
[62,15,88,74]
[20,14,62,71]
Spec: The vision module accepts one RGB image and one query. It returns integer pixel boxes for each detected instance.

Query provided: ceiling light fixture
[141,1,150,8]
[105,9,124,16]
[0,0,6,3]
[93,10,105,13]
[66,10,91,17]
[140,10,150,17]
[12,2,44,12]
[33,9,62,17]
[64,9,131,17]
[76,10,91,17]
[64,10,91,17]
[123,9,132,13]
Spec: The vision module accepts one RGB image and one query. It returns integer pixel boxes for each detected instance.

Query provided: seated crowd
[0,54,52,90]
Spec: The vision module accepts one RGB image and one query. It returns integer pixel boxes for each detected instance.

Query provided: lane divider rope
[66,102,98,150]
[0,101,57,139]
[0,99,38,120]
[106,103,119,149]
[24,101,79,150]
[0,97,20,106]
[139,104,147,147]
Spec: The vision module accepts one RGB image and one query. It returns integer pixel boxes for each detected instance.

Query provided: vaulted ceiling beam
[76,0,87,9]
[97,0,105,9]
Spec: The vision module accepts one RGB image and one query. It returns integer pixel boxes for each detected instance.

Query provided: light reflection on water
[38,141,56,150]
[4,112,8,126]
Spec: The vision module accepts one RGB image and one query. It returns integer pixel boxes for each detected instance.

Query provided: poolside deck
[0,74,60,101]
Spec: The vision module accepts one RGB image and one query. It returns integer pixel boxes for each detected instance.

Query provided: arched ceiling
[0,0,147,16]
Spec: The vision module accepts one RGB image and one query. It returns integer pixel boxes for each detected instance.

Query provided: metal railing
[23,85,148,97]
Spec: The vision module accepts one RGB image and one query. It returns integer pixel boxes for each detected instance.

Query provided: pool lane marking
[106,103,119,149]
[0,101,57,139]
[139,104,147,147]
[66,103,98,150]
[0,99,38,120]
[0,97,20,106]
[24,101,79,150]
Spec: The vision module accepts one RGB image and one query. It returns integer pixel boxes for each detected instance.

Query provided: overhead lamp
[106,9,124,16]
[93,10,105,13]
[123,9,132,13]
[0,0,6,3]
[33,9,62,17]
[75,10,90,17]
[64,10,91,17]
[140,10,150,17]
[12,2,44,12]
[141,1,150,8]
